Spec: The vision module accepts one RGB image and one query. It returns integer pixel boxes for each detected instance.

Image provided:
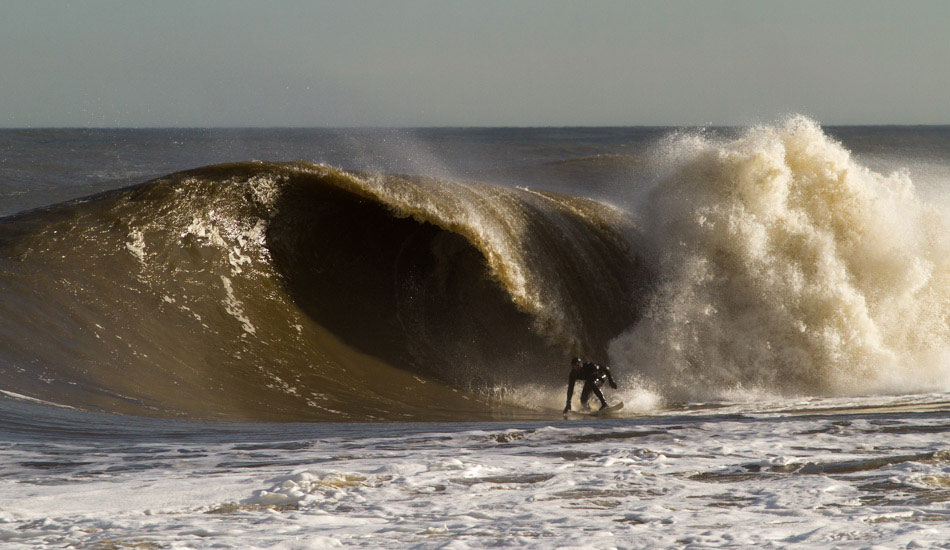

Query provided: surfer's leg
[592,385,608,408]
[580,383,593,410]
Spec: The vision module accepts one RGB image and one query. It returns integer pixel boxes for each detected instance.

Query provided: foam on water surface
[2,396,950,549]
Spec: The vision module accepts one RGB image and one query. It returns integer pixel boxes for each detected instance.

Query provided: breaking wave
[0,162,643,420]
[3,118,950,421]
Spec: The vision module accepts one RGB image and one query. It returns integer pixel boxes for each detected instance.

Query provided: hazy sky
[3,0,949,127]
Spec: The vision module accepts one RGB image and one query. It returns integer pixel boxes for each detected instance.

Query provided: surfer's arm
[564,372,577,413]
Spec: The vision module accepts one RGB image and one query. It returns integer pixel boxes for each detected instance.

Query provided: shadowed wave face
[0,162,645,421]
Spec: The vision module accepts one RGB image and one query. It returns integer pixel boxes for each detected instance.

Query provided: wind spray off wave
[610,116,950,402]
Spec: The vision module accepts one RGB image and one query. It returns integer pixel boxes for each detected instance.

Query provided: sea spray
[609,116,950,401]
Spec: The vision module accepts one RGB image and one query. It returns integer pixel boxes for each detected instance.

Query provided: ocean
[2,118,950,548]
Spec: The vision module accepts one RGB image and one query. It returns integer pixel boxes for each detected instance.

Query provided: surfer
[563,357,617,414]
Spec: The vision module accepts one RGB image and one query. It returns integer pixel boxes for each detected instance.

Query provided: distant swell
[0,162,644,420]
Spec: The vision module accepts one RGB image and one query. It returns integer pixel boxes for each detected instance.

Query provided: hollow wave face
[610,116,950,402]
[0,162,643,420]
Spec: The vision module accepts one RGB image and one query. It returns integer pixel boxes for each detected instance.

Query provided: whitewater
[614,117,950,404]
[2,119,950,548]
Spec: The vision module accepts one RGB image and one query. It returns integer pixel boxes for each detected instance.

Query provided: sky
[2,0,950,127]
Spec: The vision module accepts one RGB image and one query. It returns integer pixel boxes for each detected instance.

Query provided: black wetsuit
[565,361,616,411]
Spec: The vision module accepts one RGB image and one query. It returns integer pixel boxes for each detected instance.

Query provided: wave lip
[0,162,643,420]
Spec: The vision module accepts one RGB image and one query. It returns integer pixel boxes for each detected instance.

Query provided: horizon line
[3,123,950,131]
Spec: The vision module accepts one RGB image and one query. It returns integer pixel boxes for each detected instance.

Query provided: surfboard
[592,401,624,416]
[564,401,624,418]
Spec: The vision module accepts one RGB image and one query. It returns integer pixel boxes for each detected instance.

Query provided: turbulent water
[3,120,950,548]
[615,119,950,402]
